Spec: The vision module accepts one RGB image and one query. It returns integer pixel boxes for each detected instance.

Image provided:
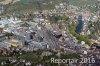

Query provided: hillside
[0,0,20,5]
[4,0,98,14]
[19,0,96,6]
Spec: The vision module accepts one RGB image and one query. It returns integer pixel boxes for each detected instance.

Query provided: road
[37,24,60,49]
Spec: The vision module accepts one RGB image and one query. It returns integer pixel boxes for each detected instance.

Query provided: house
[41,51,52,56]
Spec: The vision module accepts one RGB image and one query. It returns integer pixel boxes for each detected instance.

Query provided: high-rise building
[0,4,4,14]
[75,15,84,33]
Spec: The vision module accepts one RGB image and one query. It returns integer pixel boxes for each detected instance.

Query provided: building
[0,4,4,14]
[0,38,23,49]
[75,15,84,33]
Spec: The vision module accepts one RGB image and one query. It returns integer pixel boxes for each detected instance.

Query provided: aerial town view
[0,0,99,66]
